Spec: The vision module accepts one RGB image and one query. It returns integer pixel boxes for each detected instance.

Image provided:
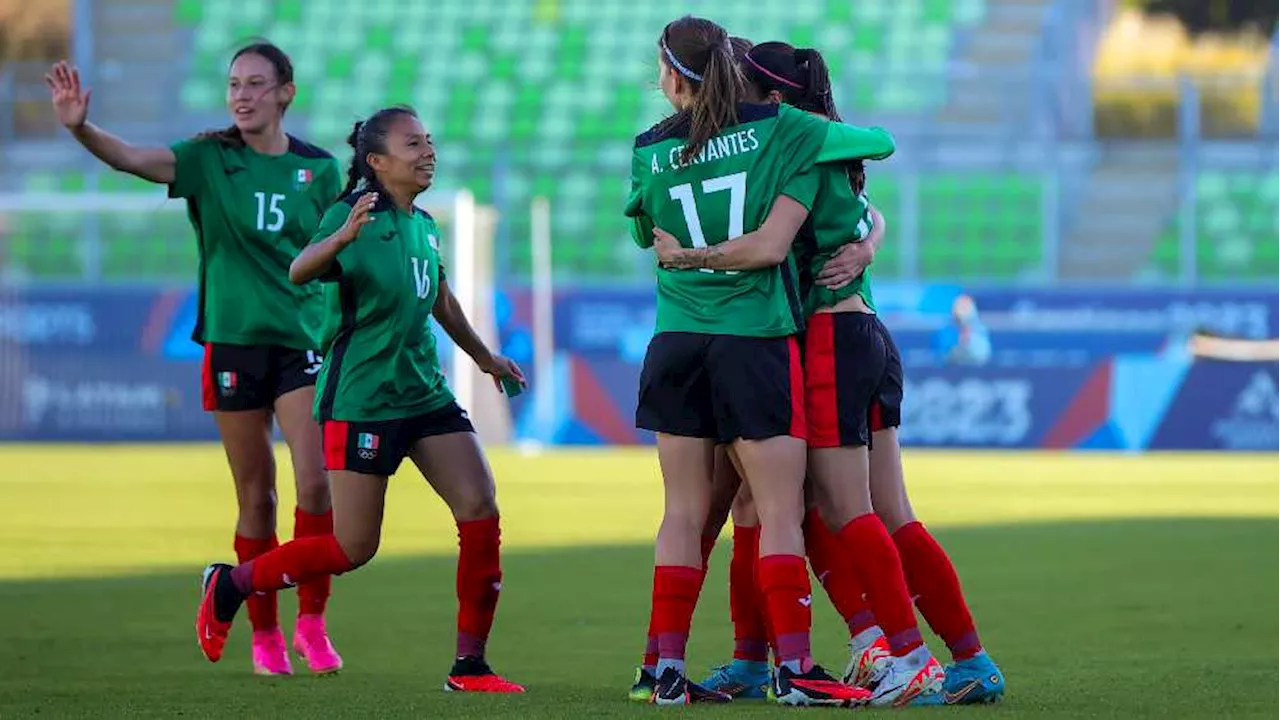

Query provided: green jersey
[624,103,894,338]
[310,193,453,423]
[796,164,877,315]
[168,135,341,350]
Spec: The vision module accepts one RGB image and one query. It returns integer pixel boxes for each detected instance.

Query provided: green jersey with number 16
[625,102,894,338]
[309,193,454,423]
[168,135,342,350]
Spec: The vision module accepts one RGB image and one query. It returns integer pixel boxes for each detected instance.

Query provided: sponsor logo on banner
[22,376,169,434]
[1210,370,1279,450]
[899,377,1033,446]
[0,303,96,346]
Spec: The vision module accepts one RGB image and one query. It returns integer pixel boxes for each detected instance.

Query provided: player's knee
[451,488,498,524]
[234,482,277,525]
[293,471,331,514]
[338,534,380,568]
[662,506,708,537]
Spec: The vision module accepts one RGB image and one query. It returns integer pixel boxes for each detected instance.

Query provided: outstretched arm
[47,61,176,184]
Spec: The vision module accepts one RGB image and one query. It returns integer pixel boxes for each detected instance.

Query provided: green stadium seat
[1146,171,1279,281]
[21,0,1065,282]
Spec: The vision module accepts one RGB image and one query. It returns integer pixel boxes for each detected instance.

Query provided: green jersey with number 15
[168,135,342,350]
[625,103,894,338]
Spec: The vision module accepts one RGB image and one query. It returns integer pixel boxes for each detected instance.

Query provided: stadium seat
[1146,172,1279,281]
[15,1,1131,284]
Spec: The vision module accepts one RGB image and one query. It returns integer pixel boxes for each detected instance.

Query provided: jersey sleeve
[311,203,355,282]
[624,151,655,248]
[167,137,210,199]
[780,168,820,211]
[815,122,896,164]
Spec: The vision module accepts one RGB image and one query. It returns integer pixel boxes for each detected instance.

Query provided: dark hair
[341,105,419,197]
[741,42,864,194]
[729,36,754,64]
[658,16,744,164]
[199,41,295,148]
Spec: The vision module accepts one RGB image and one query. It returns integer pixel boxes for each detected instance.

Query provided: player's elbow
[288,261,310,285]
[762,242,791,266]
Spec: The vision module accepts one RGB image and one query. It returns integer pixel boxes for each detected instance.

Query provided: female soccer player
[46,44,344,676]
[195,105,525,694]
[654,41,1005,706]
[625,15,895,706]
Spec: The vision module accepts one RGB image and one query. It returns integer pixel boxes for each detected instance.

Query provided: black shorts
[321,401,475,477]
[201,343,323,412]
[804,312,900,448]
[636,332,805,444]
[870,315,904,433]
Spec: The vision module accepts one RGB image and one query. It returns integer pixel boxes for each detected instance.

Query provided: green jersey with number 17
[168,135,342,350]
[625,103,894,338]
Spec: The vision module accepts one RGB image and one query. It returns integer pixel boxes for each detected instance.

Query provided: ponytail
[340,120,367,197]
[683,39,742,164]
[795,48,841,122]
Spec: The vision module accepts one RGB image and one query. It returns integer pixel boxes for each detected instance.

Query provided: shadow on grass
[0,517,1275,719]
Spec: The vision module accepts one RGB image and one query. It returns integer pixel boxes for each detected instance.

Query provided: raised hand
[45,61,90,130]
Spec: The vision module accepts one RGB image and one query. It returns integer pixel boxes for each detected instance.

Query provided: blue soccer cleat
[701,659,771,699]
[942,651,1005,705]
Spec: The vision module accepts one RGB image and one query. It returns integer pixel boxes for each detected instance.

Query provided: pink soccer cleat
[252,629,294,676]
[293,614,343,674]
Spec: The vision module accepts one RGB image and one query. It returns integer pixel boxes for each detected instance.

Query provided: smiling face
[226,52,294,135]
[367,113,437,194]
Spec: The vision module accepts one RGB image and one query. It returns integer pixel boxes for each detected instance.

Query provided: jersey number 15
[668,171,745,275]
[254,192,286,232]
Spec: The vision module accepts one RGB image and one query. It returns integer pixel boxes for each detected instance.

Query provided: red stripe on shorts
[323,421,350,471]
[787,335,807,440]
[869,402,885,433]
[804,314,840,447]
[200,343,217,411]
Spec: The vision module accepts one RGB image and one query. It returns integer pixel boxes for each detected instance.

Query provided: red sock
[837,514,923,656]
[293,508,333,617]
[234,534,354,595]
[651,565,704,662]
[757,554,812,669]
[234,534,279,632]
[456,517,503,659]
[700,533,718,570]
[729,526,769,662]
[803,510,876,637]
[894,521,983,661]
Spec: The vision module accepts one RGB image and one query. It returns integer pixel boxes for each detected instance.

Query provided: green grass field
[0,446,1275,718]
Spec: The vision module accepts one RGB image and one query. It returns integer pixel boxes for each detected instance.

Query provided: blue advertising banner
[1,285,1274,451]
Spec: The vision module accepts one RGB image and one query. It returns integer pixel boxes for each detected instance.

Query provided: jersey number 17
[668,171,745,275]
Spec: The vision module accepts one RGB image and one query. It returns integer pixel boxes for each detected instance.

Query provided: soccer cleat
[651,667,733,706]
[701,659,770,699]
[195,563,241,663]
[843,635,893,689]
[251,628,293,675]
[772,664,873,707]
[445,656,526,693]
[293,614,343,674]
[629,667,657,702]
[942,651,1005,705]
[869,649,945,707]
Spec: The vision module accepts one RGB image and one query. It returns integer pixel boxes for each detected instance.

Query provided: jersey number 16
[668,171,745,275]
